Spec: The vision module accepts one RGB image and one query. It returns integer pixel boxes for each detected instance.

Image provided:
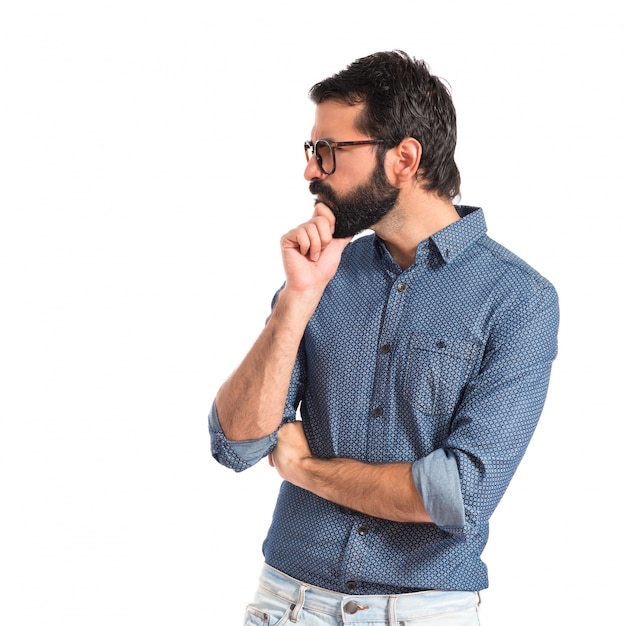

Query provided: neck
[374,191,459,270]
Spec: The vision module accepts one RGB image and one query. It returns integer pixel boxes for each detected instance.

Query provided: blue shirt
[209,206,559,593]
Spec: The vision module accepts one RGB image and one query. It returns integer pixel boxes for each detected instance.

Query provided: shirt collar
[374,205,487,267]
[428,205,486,263]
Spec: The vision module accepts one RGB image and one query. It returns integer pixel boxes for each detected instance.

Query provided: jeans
[244,564,481,626]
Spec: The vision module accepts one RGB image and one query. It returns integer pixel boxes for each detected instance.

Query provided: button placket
[368,274,413,464]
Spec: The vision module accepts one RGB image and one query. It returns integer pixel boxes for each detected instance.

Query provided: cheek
[330,171,360,197]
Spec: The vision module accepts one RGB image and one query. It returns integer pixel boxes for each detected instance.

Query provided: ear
[386,137,422,184]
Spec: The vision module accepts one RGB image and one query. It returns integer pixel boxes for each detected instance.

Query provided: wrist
[296,454,328,492]
[275,285,324,321]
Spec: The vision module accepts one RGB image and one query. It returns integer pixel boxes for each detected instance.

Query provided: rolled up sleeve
[447,283,559,534]
[208,401,277,472]
[412,448,465,531]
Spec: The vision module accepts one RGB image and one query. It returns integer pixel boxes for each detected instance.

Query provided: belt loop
[388,596,398,626]
[288,584,309,622]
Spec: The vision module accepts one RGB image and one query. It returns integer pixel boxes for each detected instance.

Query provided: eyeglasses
[304,138,384,175]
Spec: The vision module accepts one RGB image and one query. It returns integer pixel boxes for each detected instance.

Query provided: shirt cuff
[208,401,276,471]
[411,448,465,531]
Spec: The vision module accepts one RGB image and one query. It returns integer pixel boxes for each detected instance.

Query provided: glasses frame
[304,138,385,175]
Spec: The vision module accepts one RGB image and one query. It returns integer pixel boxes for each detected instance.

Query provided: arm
[269,283,559,528]
[269,421,434,523]
[214,204,351,442]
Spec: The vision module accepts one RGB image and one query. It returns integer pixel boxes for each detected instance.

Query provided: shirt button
[380,343,392,353]
[436,340,447,349]
[397,282,408,292]
[346,581,357,591]
[373,406,384,417]
[357,525,369,536]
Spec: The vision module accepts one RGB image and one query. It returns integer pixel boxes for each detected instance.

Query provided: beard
[309,159,400,238]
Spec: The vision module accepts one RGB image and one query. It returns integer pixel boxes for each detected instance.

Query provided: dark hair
[309,50,461,199]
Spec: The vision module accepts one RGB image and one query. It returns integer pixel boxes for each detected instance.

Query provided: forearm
[215,288,318,441]
[214,204,350,443]
[295,456,433,524]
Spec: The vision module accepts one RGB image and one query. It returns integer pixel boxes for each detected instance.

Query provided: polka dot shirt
[209,206,559,594]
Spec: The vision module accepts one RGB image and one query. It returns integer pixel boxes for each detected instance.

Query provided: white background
[1,1,624,624]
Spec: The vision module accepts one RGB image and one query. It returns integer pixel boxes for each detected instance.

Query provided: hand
[268,421,312,486]
[280,202,351,297]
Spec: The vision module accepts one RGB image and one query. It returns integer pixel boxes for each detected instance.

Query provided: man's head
[308,148,400,239]
[308,50,460,204]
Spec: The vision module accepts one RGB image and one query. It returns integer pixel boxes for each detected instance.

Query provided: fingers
[312,201,336,227]
[283,205,336,262]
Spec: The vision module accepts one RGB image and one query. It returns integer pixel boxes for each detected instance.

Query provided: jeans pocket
[244,605,269,626]
[244,603,293,626]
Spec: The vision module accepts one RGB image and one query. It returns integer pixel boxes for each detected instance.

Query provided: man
[209,50,559,625]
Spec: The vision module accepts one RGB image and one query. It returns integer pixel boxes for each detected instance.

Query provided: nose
[304,155,326,182]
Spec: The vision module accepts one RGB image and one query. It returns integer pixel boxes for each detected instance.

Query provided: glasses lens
[315,139,335,174]
[315,140,333,175]
[305,140,335,174]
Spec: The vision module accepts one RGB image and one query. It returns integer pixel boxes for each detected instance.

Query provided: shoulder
[474,235,557,297]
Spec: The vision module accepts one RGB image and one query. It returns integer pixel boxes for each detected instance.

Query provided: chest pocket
[403,333,477,416]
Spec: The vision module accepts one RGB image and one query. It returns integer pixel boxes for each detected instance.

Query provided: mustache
[309,180,337,204]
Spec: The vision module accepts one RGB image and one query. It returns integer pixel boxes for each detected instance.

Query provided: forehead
[311,100,366,140]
